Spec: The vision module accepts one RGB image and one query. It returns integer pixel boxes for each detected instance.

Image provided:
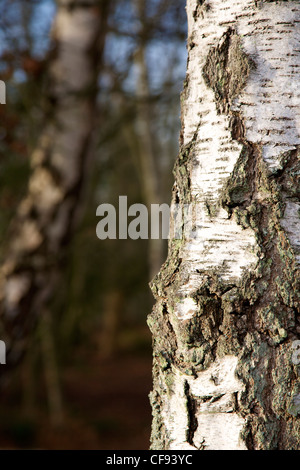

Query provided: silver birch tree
[149,0,300,450]
[0,0,109,370]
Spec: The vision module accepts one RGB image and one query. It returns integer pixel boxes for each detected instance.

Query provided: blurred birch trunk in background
[0,0,109,373]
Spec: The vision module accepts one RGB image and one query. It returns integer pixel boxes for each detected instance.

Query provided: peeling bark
[149,0,300,450]
[0,0,109,372]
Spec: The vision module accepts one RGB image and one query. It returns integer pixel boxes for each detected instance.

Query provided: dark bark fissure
[184,380,198,447]
[193,1,210,21]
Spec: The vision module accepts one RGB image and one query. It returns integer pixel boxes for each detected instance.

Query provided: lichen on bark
[202,28,255,115]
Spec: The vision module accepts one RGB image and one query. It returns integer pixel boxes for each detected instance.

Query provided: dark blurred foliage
[0,0,187,449]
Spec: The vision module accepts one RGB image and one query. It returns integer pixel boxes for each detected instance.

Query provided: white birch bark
[149,0,300,450]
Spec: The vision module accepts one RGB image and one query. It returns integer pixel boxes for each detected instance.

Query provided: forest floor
[0,329,153,450]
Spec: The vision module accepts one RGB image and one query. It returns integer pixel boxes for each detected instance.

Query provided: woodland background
[0,0,187,449]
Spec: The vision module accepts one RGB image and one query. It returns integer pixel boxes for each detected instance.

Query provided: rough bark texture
[0,0,108,373]
[149,0,300,450]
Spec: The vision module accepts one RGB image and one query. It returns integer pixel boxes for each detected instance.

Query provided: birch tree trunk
[0,0,108,371]
[149,0,300,450]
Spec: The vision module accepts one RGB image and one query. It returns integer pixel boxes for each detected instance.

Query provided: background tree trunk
[0,0,109,372]
[149,0,300,450]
